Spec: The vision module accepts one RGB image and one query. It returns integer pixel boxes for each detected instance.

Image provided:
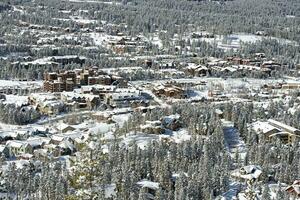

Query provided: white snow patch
[105,183,117,198]
[137,180,159,190]
[171,129,191,143]
[2,95,28,106]
[120,132,159,150]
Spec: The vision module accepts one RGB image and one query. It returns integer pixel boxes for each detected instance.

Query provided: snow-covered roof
[0,145,7,152]
[59,140,75,151]
[42,100,64,108]
[222,66,238,72]
[286,180,300,195]
[56,123,75,132]
[51,134,69,142]
[61,92,98,101]
[231,165,262,180]
[109,92,141,100]
[162,114,180,125]
[30,93,57,102]
[0,131,18,139]
[3,95,28,106]
[251,121,279,134]
[267,119,299,134]
[6,140,30,148]
[27,137,51,146]
[136,180,159,190]
[140,120,162,129]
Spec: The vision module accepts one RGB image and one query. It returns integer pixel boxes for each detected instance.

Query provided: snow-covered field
[68,0,122,5]
[0,80,42,88]
[70,16,98,24]
[132,77,290,91]
[3,95,28,106]
[188,32,298,51]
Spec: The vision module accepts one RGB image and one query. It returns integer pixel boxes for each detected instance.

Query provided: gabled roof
[55,123,76,132]
[6,140,31,148]
[251,121,279,134]
[59,140,75,151]
[268,119,299,134]
[286,180,300,196]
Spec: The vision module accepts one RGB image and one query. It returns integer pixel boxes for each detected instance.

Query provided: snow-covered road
[221,120,247,200]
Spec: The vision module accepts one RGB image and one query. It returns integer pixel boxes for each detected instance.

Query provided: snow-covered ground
[221,120,247,200]
[0,80,42,89]
[70,16,98,24]
[3,95,28,106]
[89,122,115,135]
[89,32,122,47]
[68,0,122,5]
[223,121,247,162]
[120,132,160,150]
[119,128,192,150]
[171,129,191,143]
[133,77,290,92]
[187,32,298,51]
[149,34,163,49]
[104,183,117,198]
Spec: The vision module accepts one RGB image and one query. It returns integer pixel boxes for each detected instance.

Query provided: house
[215,109,224,119]
[269,132,300,144]
[153,84,186,99]
[267,119,300,143]
[111,75,128,87]
[231,165,262,183]
[285,180,300,198]
[50,133,76,145]
[43,144,60,157]
[222,66,238,73]
[58,140,76,155]
[55,123,76,134]
[251,120,300,143]
[29,93,64,116]
[61,92,100,110]
[184,64,208,77]
[43,66,121,92]
[104,91,147,108]
[30,126,50,137]
[281,83,300,90]
[34,149,50,160]
[39,100,64,116]
[251,121,280,137]
[62,131,89,150]
[6,141,33,156]
[92,112,112,122]
[261,61,280,70]
[140,121,165,134]
[29,93,57,105]
[26,137,51,150]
